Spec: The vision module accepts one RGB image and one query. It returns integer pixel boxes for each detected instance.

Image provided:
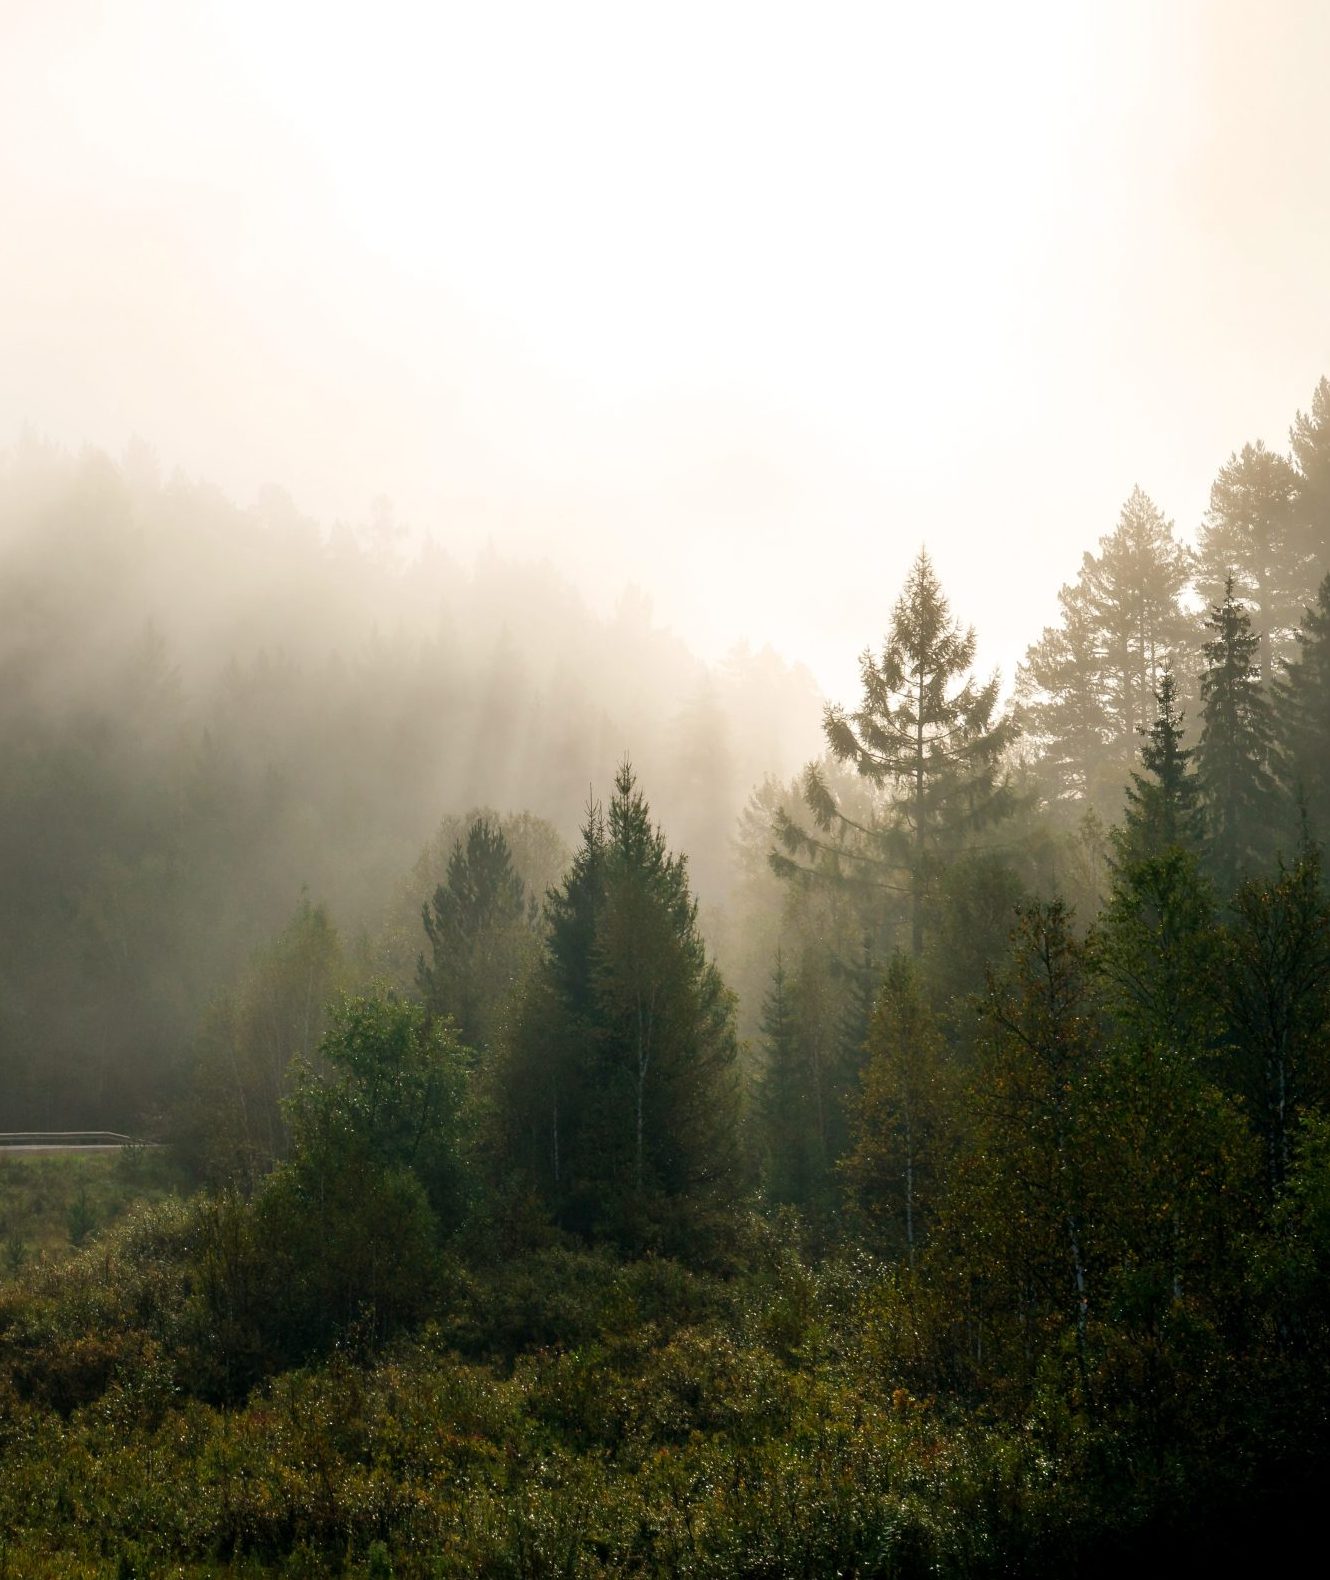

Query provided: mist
[3,6,1330,1572]
[5,1,1327,698]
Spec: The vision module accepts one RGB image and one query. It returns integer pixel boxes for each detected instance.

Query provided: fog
[5,0,1327,699]
[2,2,1329,1134]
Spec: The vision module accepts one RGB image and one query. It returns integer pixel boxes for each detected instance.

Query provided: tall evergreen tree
[1275,572,1330,835]
[1017,582,1108,806]
[1222,846,1330,1195]
[1115,669,1203,866]
[755,952,813,1208]
[844,954,954,1267]
[502,765,740,1249]
[943,902,1105,1392]
[776,549,1016,956]
[1291,375,1330,571]
[1084,488,1194,746]
[1017,488,1193,820]
[1091,851,1253,1348]
[1197,581,1280,892]
[499,798,606,1201]
[418,817,535,1052]
[1196,442,1303,677]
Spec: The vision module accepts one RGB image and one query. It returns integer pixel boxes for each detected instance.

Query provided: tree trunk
[913,665,926,957]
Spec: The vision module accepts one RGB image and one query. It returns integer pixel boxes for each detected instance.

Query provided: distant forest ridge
[0,372,1327,1131]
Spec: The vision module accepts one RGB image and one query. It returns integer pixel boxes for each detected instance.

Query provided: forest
[2,373,1330,1576]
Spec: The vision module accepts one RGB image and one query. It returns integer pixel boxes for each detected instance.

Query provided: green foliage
[64,1187,96,1249]
[1221,847,1330,1194]
[753,941,863,1221]
[10,384,1330,1574]
[499,765,741,1254]
[1114,669,1203,866]
[1291,375,1330,568]
[1275,572,1330,836]
[844,955,957,1264]
[417,816,536,1053]
[286,992,469,1206]
[0,1149,184,1270]
[939,902,1105,1397]
[1196,441,1303,675]
[1197,581,1280,890]
[778,549,1017,956]
[179,896,347,1188]
[754,953,810,1207]
[1094,847,1221,1054]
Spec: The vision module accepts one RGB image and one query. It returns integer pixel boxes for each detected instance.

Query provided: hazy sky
[3,0,1328,700]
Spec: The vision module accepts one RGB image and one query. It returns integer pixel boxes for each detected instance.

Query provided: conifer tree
[1223,845,1330,1195]
[1196,443,1302,677]
[1197,581,1280,892]
[418,817,535,1052]
[945,902,1104,1391]
[844,954,953,1267]
[498,798,606,1202]
[756,953,813,1208]
[1115,670,1203,866]
[1091,851,1252,1338]
[1017,583,1107,805]
[503,765,740,1249]
[1275,573,1330,835]
[1291,375,1330,570]
[1017,489,1193,819]
[1084,488,1194,744]
[776,549,1016,956]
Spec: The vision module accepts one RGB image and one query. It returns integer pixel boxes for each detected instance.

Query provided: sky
[2,0,1328,701]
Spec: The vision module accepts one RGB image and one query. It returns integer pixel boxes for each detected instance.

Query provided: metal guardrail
[0,1132,158,1147]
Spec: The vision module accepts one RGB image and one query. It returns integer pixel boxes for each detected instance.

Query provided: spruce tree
[775,548,1016,956]
[503,765,740,1249]
[1091,852,1251,1335]
[418,817,534,1052]
[1275,573,1330,836]
[1197,580,1279,892]
[1115,670,1203,866]
[756,953,813,1208]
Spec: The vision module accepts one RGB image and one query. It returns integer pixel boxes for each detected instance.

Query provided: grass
[0,1146,185,1279]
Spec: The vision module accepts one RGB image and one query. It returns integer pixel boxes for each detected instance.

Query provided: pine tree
[1017,489,1193,821]
[776,549,1016,956]
[1115,670,1203,865]
[1196,443,1303,677]
[1084,488,1194,746]
[1275,573,1330,836]
[1017,582,1107,806]
[756,953,812,1208]
[1197,581,1280,892]
[1291,375,1330,571]
[418,817,535,1052]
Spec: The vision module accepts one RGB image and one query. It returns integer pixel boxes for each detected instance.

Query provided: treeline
[0,438,819,1131]
[1,379,1329,1574]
